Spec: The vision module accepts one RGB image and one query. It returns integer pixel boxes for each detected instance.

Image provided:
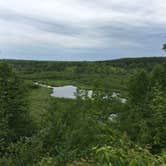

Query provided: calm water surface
[35,82,126,102]
[51,85,77,99]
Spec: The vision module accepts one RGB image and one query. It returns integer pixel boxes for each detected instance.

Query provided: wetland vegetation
[0,57,166,165]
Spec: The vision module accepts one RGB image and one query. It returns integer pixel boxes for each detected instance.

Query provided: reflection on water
[51,86,93,99]
[34,82,126,102]
[34,82,92,99]
[51,85,77,99]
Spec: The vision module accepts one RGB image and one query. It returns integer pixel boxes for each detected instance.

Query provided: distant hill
[1,56,165,92]
[98,57,166,69]
[1,56,165,71]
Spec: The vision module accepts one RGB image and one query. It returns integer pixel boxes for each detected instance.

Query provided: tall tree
[0,62,33,143]
[151,63,166,91]
[148,86,166,153]
[163,44,166,51]
[128,70,149,105]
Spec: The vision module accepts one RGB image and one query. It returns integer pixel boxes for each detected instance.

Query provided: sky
[0,0,166,61]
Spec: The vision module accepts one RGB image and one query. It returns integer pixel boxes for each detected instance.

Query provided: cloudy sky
[0,0,166,61]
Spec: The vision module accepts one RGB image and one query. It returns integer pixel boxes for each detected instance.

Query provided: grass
[36,79,93,90]
[27,85,76,124]
[27,86,52,124]
[67,161,94,166]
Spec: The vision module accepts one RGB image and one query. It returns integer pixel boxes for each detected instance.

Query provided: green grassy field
[27,86,52,123]
[67,162,94,166]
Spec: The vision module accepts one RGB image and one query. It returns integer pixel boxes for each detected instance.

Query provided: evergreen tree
[0,62,34,143]
[149,86,166,153]
[163,44,166,51]
[119,70,150,143]
[151,63,166,90]
[128,70,149,105]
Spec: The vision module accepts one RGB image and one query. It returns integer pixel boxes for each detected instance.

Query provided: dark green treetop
[163,44,166,51]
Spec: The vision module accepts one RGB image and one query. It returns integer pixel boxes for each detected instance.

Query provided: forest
[0,56,166,166]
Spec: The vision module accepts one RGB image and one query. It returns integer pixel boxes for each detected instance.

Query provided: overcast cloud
[0,0,166,60]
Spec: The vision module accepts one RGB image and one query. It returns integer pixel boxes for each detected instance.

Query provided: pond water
[51,85,77,99]
[34,82,126,102]
[34,82,92,99]
[51,86,93,99]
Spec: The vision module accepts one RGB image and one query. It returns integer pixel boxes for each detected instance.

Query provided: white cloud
[1,0,166,26]
[0,19,107,48]
[0,0,165,59]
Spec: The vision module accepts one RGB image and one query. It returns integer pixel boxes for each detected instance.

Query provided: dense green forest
[0,57,166,165]
[3,57,166,94]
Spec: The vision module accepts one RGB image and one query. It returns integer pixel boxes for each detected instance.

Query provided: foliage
[0,63,35,142]
[93,143,166,166]
[2,57,166,94]
[118,64,166,153]
[0,58,166,165]
[163,44,166,52]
